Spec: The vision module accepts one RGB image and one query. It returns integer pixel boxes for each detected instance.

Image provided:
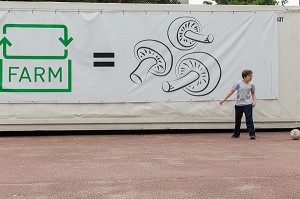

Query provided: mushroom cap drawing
[163,52,221,96]
[168,16,214,51]
[130,40,173,84]
[176,52,221,96]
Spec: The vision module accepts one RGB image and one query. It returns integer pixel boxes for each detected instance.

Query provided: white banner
[0,10,278,102]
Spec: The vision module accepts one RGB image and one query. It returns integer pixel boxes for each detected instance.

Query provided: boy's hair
[242,70,253,79]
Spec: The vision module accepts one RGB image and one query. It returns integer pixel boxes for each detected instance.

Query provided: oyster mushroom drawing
[168,17,214,51]
[162,52,221,96]
[130,40,173,84]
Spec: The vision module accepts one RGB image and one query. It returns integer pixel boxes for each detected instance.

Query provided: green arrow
[2,24,73,59]
[0,37,12,47]
[58,25,73,47]
[59,29,73,47]
[0,37,12,57]
[3,24,73,47]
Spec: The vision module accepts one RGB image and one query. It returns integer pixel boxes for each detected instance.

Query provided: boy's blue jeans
[233,104,255,137]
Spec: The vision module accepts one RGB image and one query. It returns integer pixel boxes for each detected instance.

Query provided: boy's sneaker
[231,134,239,138]
[250,135,256,139]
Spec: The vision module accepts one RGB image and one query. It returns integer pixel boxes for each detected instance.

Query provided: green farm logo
[0,24,73,92]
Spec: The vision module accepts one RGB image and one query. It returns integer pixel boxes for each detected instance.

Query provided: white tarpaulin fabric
[0,10,278,102]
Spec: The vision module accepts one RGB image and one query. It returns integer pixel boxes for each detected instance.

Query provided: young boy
[220,70,257,139]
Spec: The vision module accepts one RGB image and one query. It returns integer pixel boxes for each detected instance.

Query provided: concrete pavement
[0,132,299,199]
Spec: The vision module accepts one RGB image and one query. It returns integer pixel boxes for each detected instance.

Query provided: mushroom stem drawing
[130,57,158,84]
[185,30,214,43]
[163,52,221,96]
[162,71,200,92]
[130,40,173,84]
[168,16,214,50]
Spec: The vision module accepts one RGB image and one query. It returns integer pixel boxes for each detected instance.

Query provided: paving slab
[0,132,299,199]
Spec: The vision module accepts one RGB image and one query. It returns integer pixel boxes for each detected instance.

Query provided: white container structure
[0,2,298,131]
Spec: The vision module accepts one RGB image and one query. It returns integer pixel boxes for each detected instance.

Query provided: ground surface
[0,132,300,199]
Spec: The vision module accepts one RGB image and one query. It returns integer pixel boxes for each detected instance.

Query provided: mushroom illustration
[130,40,173,84]
[168,17,214,51]
[162,52,221,96]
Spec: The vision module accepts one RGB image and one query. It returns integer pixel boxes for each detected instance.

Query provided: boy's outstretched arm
[220,90,235,105]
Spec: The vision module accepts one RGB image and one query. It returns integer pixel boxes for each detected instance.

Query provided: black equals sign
[93,53,115,67]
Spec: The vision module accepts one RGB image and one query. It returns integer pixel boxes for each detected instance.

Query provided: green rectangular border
[0,59,72,92]
[3,24,70,59]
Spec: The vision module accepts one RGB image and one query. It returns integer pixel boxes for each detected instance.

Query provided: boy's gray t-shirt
[232,80,255,106]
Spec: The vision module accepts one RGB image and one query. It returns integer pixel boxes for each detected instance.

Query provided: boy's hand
[252,102,256,107]
[219,100,225,105]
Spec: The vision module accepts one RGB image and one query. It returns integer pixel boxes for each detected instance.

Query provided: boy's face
[244,74,253,83]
